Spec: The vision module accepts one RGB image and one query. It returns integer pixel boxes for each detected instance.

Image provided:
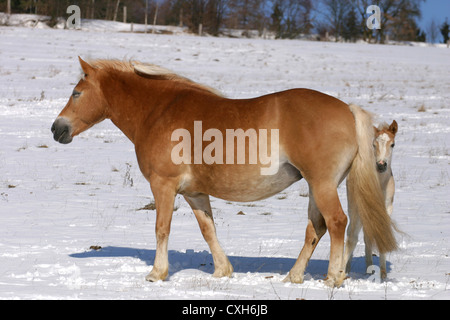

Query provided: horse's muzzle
[376,161,387,173]
[51,117,73,144]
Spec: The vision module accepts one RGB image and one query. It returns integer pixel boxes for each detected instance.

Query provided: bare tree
[426,19,439,43]
[227,0,265,30]
[321,0,350,41]
[376,0,424,43]
[270,0,314,38]
[349,0,372,42]
[186,0,208,33]
[113,0,120,21]
[205,0,228,35]
[350,0,424,43]
[342,7,360,42]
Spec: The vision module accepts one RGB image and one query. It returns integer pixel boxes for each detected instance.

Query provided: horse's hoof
[283,273,304,284]
[323,274,345,288]
[212,265,233,278]
[145,271,167,282]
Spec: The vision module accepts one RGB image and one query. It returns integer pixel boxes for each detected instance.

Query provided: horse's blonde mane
[86,59,223,97]
[377,122,390,131]
[90,59,135,73]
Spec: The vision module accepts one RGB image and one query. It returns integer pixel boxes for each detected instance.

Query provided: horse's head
[51,57,109,144]
[373,120,397,173]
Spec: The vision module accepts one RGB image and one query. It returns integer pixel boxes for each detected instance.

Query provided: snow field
[0,25,449,299]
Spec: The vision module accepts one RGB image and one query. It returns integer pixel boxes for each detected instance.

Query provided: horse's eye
[391,143,395,148]
[72,90,81,98]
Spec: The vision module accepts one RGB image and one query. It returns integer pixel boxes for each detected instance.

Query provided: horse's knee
[311,187,346,234]
[322,209,347,240]
[330,213,347,233]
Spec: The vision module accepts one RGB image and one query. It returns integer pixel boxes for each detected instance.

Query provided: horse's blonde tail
[347,104,398,254]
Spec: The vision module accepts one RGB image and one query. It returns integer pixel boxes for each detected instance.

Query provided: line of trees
[2,0,449,43]
[316,0,425,43]
[3,0,143,21]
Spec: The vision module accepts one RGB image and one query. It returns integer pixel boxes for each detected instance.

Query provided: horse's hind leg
[344,185,363,274]
[312,183,347,287]
[363,233,374,271]
[184,194,233,278]
[284,190,326,283]
[379,178,394,279]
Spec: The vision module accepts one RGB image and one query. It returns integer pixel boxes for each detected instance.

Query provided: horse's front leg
[145,176,177,282]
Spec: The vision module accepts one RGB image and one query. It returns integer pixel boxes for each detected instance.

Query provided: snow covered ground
[0,22,449,300]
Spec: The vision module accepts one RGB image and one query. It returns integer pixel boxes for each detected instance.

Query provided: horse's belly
[184,162,302,202]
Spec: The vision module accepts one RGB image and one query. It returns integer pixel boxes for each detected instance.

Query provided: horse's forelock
[377,122,389,131]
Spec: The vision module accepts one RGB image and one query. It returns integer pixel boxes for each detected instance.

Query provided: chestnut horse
[51,58,397,287]
[344,120,397,279]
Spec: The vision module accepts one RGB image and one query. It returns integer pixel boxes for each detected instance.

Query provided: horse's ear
[389,120,398,135]
[78,56,95,77]
[373,126,379,135]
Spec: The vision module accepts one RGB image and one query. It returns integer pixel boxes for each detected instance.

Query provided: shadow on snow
[69,246,391,281]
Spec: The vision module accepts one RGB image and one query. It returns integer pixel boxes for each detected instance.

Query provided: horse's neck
[379,167,392,189]
[104,76,166,144]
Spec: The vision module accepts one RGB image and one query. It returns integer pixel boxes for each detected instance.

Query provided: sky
[419,0,450,42]
[420,0,450,29]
